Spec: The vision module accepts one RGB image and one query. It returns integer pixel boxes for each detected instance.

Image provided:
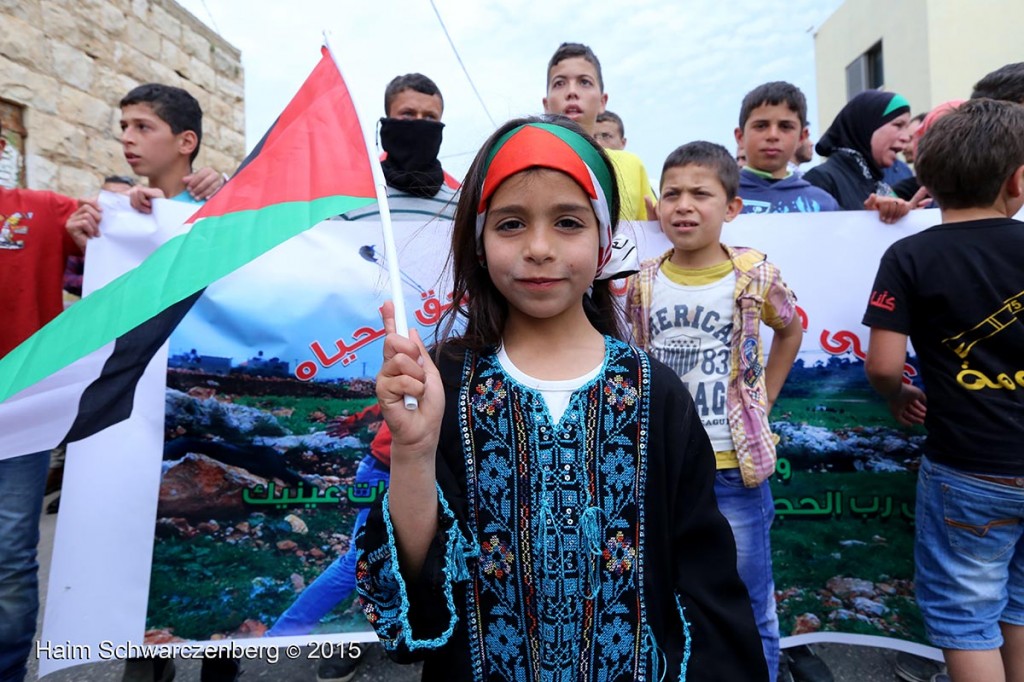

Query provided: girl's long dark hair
[434,115,624,360]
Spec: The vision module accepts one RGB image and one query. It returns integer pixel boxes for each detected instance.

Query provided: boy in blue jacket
[735,82,838,215]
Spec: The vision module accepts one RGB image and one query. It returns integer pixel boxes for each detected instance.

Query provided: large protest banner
[38,198,453,676]
[41,202,958,675]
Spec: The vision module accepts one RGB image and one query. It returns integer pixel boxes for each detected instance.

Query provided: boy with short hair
[626,141,803,682]
[594,110,626,150]
[863,98,1024,682]
[971,61,1024,103]
[734,81,839,214]
[119,83,204,210]
[63,86,240,682]
[67,83,218,247]
[542,42,656,221]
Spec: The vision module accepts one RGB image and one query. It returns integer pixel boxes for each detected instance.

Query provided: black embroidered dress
[355,337,766,681]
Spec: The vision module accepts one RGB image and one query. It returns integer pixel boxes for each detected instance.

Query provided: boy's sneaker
[317,654,360,682]
[894,652,944,682]
[784,645,834,682]
[929,674,951,682]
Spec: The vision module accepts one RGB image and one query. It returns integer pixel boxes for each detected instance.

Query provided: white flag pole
[323,32,418,410]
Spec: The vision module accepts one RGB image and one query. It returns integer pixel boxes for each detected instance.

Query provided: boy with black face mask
[274,76,460,682]
[338,73,460,222]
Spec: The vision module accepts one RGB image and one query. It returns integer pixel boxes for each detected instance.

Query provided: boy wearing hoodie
[735,82,839,215]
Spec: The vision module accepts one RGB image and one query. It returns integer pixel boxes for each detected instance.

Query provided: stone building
[0,0,244,197]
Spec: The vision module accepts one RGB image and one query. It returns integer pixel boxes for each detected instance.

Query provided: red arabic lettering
[414,290,456,326]
[311,340,346,368]
[820,329,917,384]
[820,329,866,358]
[796,305,808,332]
[869,290,896,312]
[349,326,386,349]
[295,361,318,382]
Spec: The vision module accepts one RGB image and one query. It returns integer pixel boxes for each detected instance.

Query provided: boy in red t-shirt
[0,123,81,682]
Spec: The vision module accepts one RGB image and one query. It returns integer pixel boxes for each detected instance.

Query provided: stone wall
[0,0,244,197]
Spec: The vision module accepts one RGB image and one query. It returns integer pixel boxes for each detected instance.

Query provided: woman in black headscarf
[805,90,915,223]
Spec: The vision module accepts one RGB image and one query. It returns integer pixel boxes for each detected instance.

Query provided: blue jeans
[715,469,779,682]
[268,455,390,636]
[0,451,49,682]
[916,456,1024,651]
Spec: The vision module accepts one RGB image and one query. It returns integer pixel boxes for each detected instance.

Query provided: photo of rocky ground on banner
[770,354,926,644]
[141,351,381,643]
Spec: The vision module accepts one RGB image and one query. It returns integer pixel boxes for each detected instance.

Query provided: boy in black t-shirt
[863,98,1024,682]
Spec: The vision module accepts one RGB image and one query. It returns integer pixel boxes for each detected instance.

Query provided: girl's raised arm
[376,301,445,577]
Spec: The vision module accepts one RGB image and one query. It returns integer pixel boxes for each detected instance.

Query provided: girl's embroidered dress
[356,337,767,681]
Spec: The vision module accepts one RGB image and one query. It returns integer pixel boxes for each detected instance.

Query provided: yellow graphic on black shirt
[942,290,1024,390]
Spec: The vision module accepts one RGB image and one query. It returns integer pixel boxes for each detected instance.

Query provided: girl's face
[870,112,912,168]
[481,168,600,331]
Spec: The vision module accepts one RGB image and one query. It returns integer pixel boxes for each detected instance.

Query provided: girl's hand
[376,301,445,457]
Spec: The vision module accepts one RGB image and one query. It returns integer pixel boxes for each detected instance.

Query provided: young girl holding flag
[355,116,766,681]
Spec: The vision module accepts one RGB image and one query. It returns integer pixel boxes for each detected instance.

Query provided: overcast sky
[177,0,845,183]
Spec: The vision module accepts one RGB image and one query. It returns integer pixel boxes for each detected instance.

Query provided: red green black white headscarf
[475,122,617,278]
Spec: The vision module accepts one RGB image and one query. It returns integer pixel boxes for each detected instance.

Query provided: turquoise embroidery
[460,337,653,680]
[353,485,465,652]
[675,597,693,681]
[356,337,661,680]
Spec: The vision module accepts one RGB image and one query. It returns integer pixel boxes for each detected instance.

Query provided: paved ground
[30,491,916,681]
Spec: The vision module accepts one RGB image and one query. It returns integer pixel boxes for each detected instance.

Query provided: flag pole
[323,32,418,410]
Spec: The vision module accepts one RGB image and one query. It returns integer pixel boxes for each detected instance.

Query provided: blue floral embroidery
[459,338,653,680]
[357,339,668,678]
[354,487,462,653]
[484,618,524,660]
[599,447,636,491]
[478,454,512,497]
[599,616,635,675]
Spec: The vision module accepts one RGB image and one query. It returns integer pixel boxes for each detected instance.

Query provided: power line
[428,0,497,128]
[198,0,221,34]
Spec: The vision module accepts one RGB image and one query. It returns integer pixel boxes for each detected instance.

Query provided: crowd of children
[355,48,1024,682]
[2,34,1023,682]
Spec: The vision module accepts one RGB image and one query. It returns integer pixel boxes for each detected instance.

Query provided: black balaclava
[379,118,445,198]
[815,90,911,179]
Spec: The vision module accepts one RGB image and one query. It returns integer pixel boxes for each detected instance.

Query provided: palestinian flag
[0,47,376,460]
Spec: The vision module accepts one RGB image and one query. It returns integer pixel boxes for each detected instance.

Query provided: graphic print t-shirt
[862,218,1024,474]
[648,260,735,452]
[0,187,79,358]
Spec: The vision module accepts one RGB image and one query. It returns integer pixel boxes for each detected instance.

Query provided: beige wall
[925,0,1024,105]
[0,0,244,197]
[814,0,930,133]
[814,0,1023,133]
